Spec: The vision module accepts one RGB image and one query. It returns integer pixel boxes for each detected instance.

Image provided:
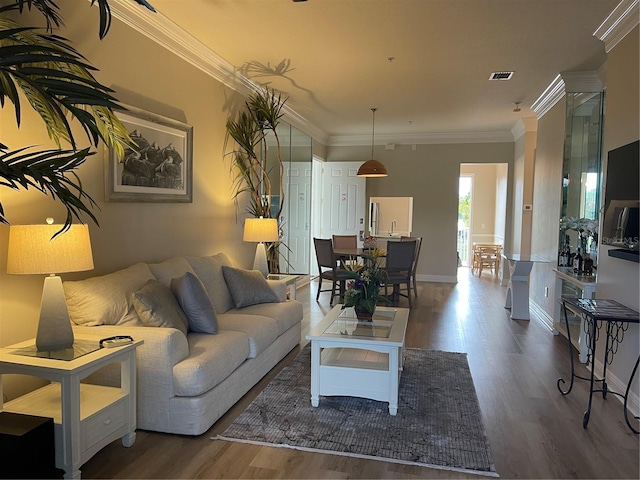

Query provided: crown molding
[106,0,328,144]
[560,71,605,92]
[594,0,639,53]
[530,74,565,119]
[328,130,515,147]
[531,69,605,119]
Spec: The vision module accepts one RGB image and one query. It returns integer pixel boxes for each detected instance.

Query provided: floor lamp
[7,220,94,352]
[243,217,279,278]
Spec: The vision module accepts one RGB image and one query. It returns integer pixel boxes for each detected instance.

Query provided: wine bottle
[576,247,583,273]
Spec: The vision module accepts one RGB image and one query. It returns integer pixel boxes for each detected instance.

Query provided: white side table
[268,274,300,300]
[0,335,142,479]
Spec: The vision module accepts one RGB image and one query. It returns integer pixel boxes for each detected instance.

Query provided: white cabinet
[0,336,142,479]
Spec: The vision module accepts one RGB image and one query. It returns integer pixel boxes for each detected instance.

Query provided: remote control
[100,337,133,348]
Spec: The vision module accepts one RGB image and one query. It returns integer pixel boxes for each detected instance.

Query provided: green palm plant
[225,87,287,219]
[225,87,288,272]
[0,0,147,231]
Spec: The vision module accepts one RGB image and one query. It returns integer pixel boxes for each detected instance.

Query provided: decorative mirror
[558,91,604,267]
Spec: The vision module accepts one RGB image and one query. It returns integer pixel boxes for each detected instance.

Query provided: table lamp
[7,219,94,351]
[243,217,279,278]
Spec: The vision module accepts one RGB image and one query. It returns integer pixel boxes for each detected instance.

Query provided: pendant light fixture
[357,108,388,177]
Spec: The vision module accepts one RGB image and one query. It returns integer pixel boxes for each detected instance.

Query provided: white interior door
[319,162,367,243]
[282,162,312,274]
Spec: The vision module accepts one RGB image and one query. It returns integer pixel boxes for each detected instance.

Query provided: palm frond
[0,15,135,153]
[0,146,99,230]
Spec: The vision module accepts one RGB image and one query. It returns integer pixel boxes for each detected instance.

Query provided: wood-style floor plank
[80,269,640,479]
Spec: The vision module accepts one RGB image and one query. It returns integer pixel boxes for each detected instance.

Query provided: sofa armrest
[266,279,287,302]
[73,324,189,392]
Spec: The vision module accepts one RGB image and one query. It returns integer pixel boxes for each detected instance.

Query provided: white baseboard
[530,300,555,332]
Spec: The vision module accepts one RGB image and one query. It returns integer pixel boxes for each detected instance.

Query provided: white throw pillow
[64,263,155,326]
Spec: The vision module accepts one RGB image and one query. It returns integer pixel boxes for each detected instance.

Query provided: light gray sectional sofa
[63,253,302,435]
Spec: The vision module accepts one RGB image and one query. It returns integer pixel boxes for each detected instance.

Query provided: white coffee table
[305,305,409,415]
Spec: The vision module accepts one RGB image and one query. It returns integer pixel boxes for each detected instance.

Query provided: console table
[553,267,597,363]
[0,335,142,478]
[556,298,639,433]
[503,253,547,320]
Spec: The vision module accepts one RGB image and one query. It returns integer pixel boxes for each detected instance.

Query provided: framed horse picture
[106,106,193,202]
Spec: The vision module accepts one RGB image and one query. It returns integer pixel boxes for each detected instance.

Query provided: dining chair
[332,234,359,267]
[332,235,358,250]
[313,238,351,305]
[472,244,502,276]
[401,236,422,298]
[384,240,417,308]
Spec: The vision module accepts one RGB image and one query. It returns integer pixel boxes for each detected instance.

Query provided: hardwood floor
[81,269,639,479]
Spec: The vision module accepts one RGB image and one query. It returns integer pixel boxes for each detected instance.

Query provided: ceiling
[146,0,619,145]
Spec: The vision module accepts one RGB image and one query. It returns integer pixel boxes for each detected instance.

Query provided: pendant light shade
[357,108,388,178]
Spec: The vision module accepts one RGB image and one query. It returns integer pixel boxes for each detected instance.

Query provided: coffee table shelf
[306,305,409,415]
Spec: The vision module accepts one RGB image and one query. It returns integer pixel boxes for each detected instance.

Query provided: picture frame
[106,105,193,202]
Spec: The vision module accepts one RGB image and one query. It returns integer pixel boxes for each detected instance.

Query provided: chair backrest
[332,235,357,250]
[386,240,416,273]
[401,236,422,267]
[314,238,336,270]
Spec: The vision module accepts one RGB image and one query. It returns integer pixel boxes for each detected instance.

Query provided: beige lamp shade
[357,159,388,177]
[243,217,279,243]
[6,223,94,351]
[7,224,94,275]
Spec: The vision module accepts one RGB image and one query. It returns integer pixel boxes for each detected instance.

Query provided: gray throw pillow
[131,279,188,336]
[222,266,279,308]
[170,272,218,334]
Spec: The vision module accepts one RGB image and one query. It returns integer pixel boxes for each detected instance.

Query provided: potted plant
[225,87,288,272]
[0,0,147,232]
[341,248,391,320]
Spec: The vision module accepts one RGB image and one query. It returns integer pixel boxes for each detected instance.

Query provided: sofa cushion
[173,330,249,396]
[186,253,235,314]
[217,313,279,358]
[132,279,189,337]
[64,263,155,326]
[226,300,303,337]
[147,257,196,286]
[170,272,218,334]
[222,266,279,308]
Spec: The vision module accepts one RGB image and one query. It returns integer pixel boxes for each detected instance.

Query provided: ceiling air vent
[489,71,514,81]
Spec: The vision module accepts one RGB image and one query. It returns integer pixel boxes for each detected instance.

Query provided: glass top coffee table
[305,305,409,415]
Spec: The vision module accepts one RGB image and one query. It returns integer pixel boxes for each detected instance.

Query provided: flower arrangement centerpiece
[560,216,599,253]
[363,235,377,250]
[341,248,391,320]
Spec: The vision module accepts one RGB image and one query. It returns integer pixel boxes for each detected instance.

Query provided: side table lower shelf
[4,383,131,469]
[0,337,141,479]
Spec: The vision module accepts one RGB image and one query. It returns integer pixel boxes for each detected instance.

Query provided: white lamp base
[36,275,75,351]
[253,242,269,278]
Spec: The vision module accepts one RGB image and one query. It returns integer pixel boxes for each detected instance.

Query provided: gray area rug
[214,345,497,477]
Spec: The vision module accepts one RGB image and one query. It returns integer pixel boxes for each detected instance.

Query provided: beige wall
[0,7,254,397]
[327,143,514,281]
[594,26,639,395]
[530,26,639,403]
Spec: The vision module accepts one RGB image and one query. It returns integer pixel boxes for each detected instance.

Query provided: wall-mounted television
[601,140,639,260]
